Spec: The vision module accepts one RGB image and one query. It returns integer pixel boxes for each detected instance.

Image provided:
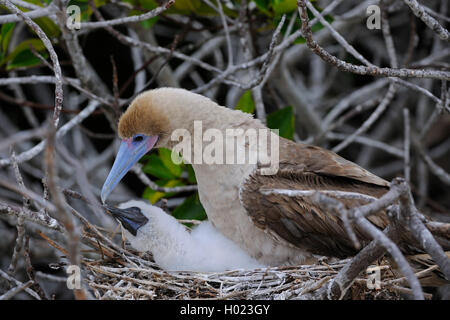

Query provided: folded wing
[240,138,390,258]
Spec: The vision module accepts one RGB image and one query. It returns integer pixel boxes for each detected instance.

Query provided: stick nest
[80,228,407,300]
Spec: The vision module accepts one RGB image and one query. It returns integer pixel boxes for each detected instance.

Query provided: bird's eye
[133,135,144,143]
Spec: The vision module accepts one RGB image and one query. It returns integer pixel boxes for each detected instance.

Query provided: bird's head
[102,90,163,203]
[106,200,169,253]
[101,87,223,203]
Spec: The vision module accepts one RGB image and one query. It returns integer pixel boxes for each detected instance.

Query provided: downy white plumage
[117,200,264,272]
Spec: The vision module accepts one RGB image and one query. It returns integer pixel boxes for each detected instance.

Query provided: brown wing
[278,138,389,187]
[240,138,390,258]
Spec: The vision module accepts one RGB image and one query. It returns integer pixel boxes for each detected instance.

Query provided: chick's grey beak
[105,205,148,236]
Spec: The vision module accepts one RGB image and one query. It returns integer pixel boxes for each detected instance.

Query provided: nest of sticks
[7,176,448,300]
[66,219,430,300]
[82,247,413,300]
[55,180,443,300]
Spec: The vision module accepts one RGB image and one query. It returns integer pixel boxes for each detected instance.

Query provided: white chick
[109,200,264,272]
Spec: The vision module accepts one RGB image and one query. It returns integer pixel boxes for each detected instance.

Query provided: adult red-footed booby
[102,87,392,266]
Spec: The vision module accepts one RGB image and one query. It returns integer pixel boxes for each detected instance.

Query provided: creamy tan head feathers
[102,87,234,203]
[118,90,169,140]
[118,87,250,141]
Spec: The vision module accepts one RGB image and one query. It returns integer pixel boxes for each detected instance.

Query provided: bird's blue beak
[101,135,158,203]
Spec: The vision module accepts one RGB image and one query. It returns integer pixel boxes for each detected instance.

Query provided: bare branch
[79,1,174,30]
[297,0,450,81]
[402,0,450,41]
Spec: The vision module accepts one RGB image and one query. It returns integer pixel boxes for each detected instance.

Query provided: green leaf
[138,0,158,10]
[267,106,295,140]
[253,0,272,16]
[7,50,48,70]
[140,17,159,29]
[142,179,184,204]
[22,0,45,5]
[172,0,202,12]
[167,0,236,16]
[172,194,207,221]
[94,0,107,7]
[125,0,159,29]
[0,23,15,58]
[235,90,255,114]
[33,17,60,38]
[158,148,182,177]
[293,37,306,44]
[3,38,48,70]
[1,39,45,66]
[272,0,297,15]
[186,164,197,184]
[142,153,177,180]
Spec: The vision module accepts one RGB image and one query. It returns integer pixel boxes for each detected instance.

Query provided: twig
[413,137,450,185]
[260,189,378,203]
[204,0,233,67]
[402,0,449,41]
[332,84,397,153]
[297,0,450,80]
[44,122,86,300]
[0,269,41,300]
[23,236,48,299]
[399,191,450,281]
[131,164,198,193]
[0,5,55,24]
[0,280,34,300]
[403,108,411,183]
[79,1,174,30]
[7,151,29,274]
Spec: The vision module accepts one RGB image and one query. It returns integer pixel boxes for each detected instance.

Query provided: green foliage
[272,0,297,15]
[0,22,51,69]
[143,178,185,204]
[166,0,236,17]
[0,23,14,61]
[267,106,295,140]
[7,49,49,70]
[172,194,207,221]
[0,38,48,70]
[141,148,203,220]
[186,164,197,184]
[252,0,304,17]
[158,148,183,177]
[125,0,160,28]
[142,153,178,180]
[252,0,272,16]
[235,90,255,114]
[33,17,60,38]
